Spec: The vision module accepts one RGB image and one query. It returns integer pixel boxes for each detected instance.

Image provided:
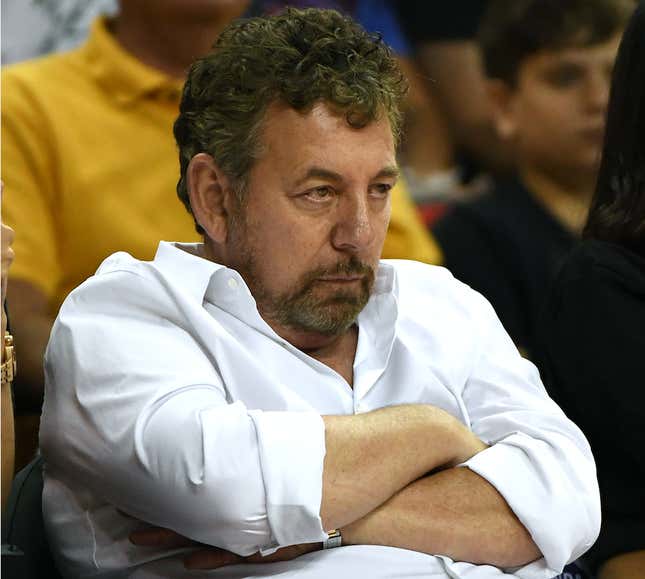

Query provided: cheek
[252,219,328,283]
[516,88,571,126]
[372,205,391,250]
[515,100,570,149]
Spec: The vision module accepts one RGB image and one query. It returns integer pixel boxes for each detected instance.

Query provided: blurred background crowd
[1,1,643,577]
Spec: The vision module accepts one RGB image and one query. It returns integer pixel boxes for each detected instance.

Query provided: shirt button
[228,278,238,290]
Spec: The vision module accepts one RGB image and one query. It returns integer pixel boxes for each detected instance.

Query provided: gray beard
[235,249,374,336]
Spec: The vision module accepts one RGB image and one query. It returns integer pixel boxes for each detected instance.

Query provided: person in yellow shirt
[2,1,440,466]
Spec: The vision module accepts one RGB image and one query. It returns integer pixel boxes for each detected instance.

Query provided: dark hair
[479,0,633,84]
[584,1,645,256]
[174,7,407,232]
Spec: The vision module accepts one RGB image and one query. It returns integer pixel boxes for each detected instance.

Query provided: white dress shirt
[40,242,600,578]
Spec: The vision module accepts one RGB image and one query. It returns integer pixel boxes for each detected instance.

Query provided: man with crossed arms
[40,8,600,578]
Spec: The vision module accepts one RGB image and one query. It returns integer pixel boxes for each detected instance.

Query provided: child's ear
[486,79,518,140]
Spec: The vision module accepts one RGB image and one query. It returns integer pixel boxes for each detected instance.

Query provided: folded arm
[319,404,486,531]
[342,465,540,567]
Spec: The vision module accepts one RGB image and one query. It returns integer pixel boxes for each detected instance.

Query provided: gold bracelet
[1,332,16,385]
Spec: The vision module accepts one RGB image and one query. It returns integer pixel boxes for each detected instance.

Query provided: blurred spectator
[0,0,250,467]
[539,3,645,575]
[1,0,116,64]
[1,0,441,469]
[431,0,633,363]
[395,0,506,206]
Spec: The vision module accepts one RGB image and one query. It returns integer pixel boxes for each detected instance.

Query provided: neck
[278,324,359,386]
[520,165,595,235]
[111,4,247,79]
[274,322,357,354]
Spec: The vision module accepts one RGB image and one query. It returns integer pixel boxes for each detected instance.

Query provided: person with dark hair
[394,0,511,190]
[539,3,645,576]
[431,0,633,364]
[40,8,598,578]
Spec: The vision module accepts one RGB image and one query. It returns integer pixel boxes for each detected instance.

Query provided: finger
[130,527,196,548]
[246,542,321,563]
[1,247,15,272]
[184,548,243,570]
[1,222,15,242]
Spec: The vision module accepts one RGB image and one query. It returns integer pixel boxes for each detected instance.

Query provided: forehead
[520,33,622,75]
[255,101,397,177]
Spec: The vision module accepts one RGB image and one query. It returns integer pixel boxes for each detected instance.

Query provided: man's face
[494,34,621,179]
[225,102,397,341]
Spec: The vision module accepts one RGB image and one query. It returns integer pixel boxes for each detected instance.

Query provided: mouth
[317,276,364,283]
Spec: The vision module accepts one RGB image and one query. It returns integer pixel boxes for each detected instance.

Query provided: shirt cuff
[249,410,328,547]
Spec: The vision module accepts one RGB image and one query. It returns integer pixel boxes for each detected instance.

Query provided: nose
[331,194,375,253]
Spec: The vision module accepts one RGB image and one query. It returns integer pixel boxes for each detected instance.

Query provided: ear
[486,79,518,140]
[187,153,234,244]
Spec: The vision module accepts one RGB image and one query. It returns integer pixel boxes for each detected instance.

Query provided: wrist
[337,523,356,547]
[1,332,16,386]
[448,426,488,467]
[417,406,486,468]
[322,529,342,549]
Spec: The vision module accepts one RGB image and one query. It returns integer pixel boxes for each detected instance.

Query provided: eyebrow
[374,165,401,181]
[292,165,400,188]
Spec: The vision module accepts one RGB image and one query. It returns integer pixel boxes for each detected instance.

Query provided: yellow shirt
[2,17,199,312]
[384,179,442,266]
[2,17,439,314]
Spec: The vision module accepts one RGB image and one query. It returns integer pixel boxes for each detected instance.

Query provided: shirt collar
[153,241,224,303]
[81,16,184,106]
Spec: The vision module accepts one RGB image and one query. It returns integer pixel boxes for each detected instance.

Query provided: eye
[544,65,583,88]
[369,183,393,198]
[304,186,335,202]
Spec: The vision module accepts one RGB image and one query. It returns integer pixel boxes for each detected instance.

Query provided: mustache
[286,257,375,301]
[309,257,374,280]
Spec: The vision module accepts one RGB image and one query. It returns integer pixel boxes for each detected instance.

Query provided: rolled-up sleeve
[458,292,601,577]
[41,267,327,557]
[249,411,327,547]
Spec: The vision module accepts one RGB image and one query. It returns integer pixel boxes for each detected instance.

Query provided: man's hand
[130,527,321,570]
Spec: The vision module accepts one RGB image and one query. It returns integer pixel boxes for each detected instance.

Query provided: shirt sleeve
[457,287,600,577]
[1,67,62,302]
[40,268,327,556]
